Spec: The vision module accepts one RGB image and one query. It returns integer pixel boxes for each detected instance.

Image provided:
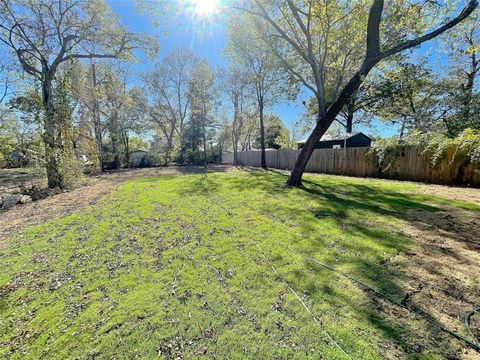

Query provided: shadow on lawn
[180,167,477,356]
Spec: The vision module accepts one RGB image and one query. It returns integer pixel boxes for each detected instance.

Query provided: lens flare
[189,0,220,17]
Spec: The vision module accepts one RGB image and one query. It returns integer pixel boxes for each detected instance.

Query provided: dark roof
[297,132,371,144]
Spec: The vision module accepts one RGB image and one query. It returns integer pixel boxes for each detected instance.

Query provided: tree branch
[381,0,479,60]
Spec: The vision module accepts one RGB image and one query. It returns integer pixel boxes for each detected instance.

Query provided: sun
[189,0,220,17]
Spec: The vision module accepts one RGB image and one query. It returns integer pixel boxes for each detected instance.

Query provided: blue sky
[106,0,402,138]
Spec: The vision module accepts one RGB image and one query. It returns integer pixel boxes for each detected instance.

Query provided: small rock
[2,194,22,209]
[20,195,33,204]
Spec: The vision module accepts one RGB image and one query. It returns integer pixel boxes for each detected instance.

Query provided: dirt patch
[410,184,480,204]
[0,168,46,195]
[263,167,480,203]
[0,166,236,245]
[389,206,480,358]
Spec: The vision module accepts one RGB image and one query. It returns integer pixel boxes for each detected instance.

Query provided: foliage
[174,147,221,165]
[138,153,165,168]
[0,124,16,167]
[441,12,480,136]
[369,129,480,171]
[254,113,287,149]
[367,61,447,136]
[274,128,297,150]
[55,71,85,189]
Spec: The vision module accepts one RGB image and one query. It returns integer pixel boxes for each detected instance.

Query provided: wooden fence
[221,146,480,187]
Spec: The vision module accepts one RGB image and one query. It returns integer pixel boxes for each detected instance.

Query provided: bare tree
[143,49,199,163]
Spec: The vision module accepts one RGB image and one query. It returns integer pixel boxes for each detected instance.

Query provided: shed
[297,132,372,150]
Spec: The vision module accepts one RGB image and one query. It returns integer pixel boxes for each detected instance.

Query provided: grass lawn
[1,169,479,359]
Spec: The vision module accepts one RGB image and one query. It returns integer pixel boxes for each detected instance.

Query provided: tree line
[0,0,478,189]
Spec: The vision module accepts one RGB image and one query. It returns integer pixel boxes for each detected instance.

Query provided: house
[297,132,372,150]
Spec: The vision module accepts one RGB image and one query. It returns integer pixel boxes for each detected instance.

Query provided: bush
[138,153,164,168]
[175,149,220,165]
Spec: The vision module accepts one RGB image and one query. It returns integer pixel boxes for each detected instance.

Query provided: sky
[106,0,402,138]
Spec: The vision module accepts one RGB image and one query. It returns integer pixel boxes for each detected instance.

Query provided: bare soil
[393,206,480,359]
[0,168,46,195]
[296,169,480,203]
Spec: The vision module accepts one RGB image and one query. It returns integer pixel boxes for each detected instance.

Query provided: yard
[0,167,479,359]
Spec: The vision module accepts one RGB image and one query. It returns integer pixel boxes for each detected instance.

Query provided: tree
[441,13,480,136]
[186,61,216,168]
[95,64,146,168]
[218,65,250,165]
[236,0,479,186]
[254,113,287,149]
[0,0,150,188]
[368,61,447,138]
[143,49,199,163]
[227,14,289,168]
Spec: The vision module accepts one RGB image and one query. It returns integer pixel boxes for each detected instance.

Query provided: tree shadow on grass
[168,168,479,356]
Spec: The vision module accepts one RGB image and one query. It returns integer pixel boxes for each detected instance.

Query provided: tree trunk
[109,113,121,168]
[346,111,353,133]
[123,131,130,165]
[259,96,267,169]
[232,95,240,166]
[286,112,332,186]
[202,117,208,170]
[345,99,354,133]
[167,126,176,164]
[91,63,103,172]
[399,117,406,139]
[287,69,371,186]
[41,71,63,189]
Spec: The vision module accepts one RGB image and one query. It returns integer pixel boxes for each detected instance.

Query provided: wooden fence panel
[222,147,480,187]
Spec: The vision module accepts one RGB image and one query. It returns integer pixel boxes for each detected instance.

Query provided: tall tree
[96,64,146,168]
[187,61,216,168]
[442,13,480,136]
[227,15,289,168]
[143,49,199,163]
[218,65,250,165]
[0,0,150,188]
[236,0,478,186]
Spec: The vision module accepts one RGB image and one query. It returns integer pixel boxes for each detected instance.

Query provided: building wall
[346,134,372,148]
[299,134,372,149]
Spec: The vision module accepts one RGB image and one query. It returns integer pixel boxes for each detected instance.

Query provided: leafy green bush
[175,148,221,165]
[139,153,165,168]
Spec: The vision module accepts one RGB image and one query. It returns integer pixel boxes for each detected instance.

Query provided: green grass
[0,169,477,359]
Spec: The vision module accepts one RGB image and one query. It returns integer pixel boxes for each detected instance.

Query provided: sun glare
[189,0,220,17]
